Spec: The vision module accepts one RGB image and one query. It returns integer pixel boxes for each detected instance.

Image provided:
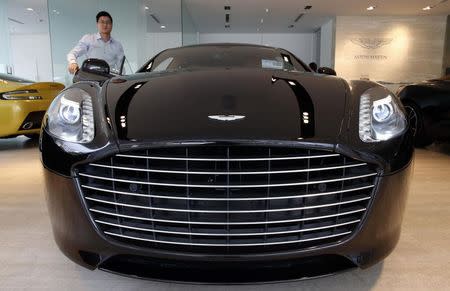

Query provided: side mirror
[81,58,110,75]
[73,58,113,83]
[317,67,337,76]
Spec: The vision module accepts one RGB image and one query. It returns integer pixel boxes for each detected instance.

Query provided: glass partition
[48,0,148,85]
[0,0,12,74]
[181,0,197,46]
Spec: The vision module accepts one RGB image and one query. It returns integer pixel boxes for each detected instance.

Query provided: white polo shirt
[67,33,125,73]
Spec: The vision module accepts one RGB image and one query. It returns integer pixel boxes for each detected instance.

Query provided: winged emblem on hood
[208,115,246,121]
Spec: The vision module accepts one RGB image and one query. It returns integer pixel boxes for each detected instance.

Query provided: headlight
[359,87,406,142]
[0,90,42,100]
[46,88,94,143]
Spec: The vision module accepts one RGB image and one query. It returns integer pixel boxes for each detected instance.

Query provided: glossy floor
[0,137,449,290]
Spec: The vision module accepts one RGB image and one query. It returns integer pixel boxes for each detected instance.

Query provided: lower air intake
[99,254,357,283]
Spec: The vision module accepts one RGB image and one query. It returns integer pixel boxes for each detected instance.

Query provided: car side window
[280,54,296,71]
[153,57,174,72]
[280,50,307,72]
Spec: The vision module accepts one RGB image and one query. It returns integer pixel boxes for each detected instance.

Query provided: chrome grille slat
[78,172,377,188]
[104,230,353,247]
[89,207,367,225]
[88,162,368,175]
[78,145,378,253]
[85,196,371,213]
[96,219,360,236]
[116,153,341,161]
[81,184,375,201]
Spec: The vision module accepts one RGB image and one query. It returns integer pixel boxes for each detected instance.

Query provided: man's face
[97,16,112,34]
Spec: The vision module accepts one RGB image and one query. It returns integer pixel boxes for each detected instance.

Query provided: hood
[416,79,449,90]
[105,69,348,144]
[399,78,450,99]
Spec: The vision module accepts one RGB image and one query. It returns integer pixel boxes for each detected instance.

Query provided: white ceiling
[7,0,48,34]
[145,0,182,33]
[184,0,450,33]
[6,0,450,35]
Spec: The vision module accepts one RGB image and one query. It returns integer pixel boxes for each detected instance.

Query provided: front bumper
[43,159,411,282]
[0,99,50,137]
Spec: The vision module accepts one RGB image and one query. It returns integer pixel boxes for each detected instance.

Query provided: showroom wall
[144,32,182,61]
[4,1,447,83]
[319,19,335,68]
[10,33,52,81]
[0,0,11,73]
[199,33,316,64]
[334,16,447,83]
[444,16,450,75]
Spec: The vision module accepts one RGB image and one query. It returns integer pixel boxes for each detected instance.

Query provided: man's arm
[114,42,126,74]
[67,34,90,74]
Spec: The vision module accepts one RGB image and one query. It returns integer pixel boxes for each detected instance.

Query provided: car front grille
[77,145,378,254]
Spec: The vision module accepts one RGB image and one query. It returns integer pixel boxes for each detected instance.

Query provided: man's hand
[68,63,79,74]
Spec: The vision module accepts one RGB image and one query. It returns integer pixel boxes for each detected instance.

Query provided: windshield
[140,45,308,73]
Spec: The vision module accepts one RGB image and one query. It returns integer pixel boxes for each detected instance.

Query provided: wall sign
[351,38,393,49]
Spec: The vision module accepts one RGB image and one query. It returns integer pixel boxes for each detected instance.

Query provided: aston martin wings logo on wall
[351,38,393,49]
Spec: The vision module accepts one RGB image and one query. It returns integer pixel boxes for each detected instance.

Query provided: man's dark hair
[309,62,318,72]
[96,11,113,23]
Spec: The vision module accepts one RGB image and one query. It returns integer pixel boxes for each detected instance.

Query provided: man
[67,11,124,74]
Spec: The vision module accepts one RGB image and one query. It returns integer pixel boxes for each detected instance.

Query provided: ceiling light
[422,6,432,10]
[8,17,24,24]
[160,25,166,29]
[367,6,376,11]
[26,7,33,11]
[145,6,149,10]
[150,14,160,24]
[265,8,269,13]
[294,13,305,22]
[260,18,264,23]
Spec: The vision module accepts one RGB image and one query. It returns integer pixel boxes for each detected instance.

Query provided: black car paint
[40,44,414,282]
[42,159,411,282]
[106,69,341,142]
[398,78,450,141]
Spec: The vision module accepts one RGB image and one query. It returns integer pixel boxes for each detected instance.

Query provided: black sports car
[397,76,450,147]
[40,44,413,283]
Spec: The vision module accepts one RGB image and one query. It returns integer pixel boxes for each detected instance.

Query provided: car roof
[168,43,282,51]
